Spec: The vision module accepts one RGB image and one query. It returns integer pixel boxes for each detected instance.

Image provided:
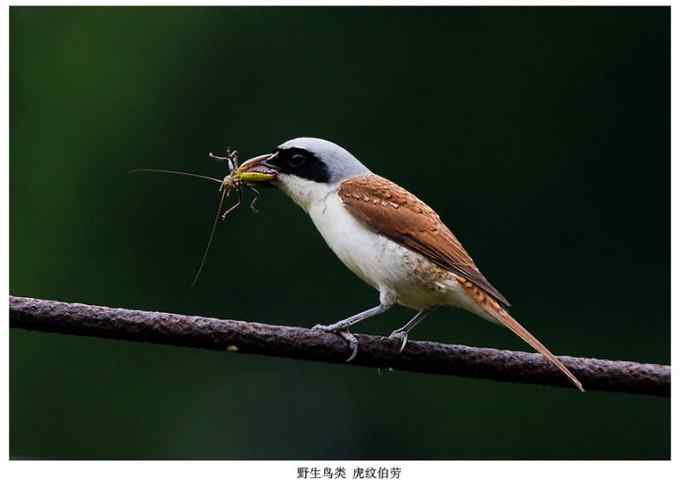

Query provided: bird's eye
[290,153,306,167]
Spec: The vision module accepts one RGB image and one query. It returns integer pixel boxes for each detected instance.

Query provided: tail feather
[456,276,584,392]
[494,309,584,392]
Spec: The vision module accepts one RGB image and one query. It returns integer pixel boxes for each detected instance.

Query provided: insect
[209,147,264,217]
[130,147,264,286]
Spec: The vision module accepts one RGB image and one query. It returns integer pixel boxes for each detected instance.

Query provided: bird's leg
[314,302,392,332]
[313,300,394,362]
[389,307,437,353]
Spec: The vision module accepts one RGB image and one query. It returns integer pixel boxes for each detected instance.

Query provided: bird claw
[313,324,359,362]
[338,329,359,362]
[389,330,409,353]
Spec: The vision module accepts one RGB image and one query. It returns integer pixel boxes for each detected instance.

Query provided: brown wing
[339,174,511,308]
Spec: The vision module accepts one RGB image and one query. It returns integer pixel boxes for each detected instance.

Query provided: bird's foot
[313,324,359,362]
[389,330,409,353]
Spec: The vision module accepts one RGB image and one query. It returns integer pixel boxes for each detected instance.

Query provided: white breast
[307,191,478,312]
[275,173,480,312]
[308,191,391,290]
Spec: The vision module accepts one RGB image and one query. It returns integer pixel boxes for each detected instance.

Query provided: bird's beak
[237,154,278,183]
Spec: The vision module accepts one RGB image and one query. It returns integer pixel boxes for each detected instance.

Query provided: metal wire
[9,296,670,397]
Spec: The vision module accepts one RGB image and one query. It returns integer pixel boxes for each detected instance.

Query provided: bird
[236,137,583,391]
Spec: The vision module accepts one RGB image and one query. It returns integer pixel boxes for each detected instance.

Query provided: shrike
[237,137,583,391]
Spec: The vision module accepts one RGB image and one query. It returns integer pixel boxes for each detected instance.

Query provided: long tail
[457,277,584,391]
[493,308,584,391]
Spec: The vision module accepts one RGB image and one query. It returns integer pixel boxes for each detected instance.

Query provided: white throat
[275,173,338,212]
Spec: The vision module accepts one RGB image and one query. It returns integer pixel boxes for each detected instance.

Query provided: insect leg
[246,184,261,213]
[220,186,242,221]
[229,149,240,170]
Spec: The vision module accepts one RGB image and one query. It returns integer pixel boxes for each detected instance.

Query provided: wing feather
[339,175,511,308]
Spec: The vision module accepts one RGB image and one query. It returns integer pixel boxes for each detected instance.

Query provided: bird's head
[238,137,371,210]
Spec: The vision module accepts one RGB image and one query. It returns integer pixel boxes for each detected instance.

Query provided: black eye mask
[270,147,330,184]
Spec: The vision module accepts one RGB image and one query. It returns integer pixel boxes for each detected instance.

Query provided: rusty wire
[9,296,670,397]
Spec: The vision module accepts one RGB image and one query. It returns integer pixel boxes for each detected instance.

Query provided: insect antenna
[129,168,223,185]
[191,186,228,287]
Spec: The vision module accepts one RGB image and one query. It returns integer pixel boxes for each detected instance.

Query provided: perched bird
[238,137,583,391]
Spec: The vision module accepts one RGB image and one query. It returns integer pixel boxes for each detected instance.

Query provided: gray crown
[278,137,372,184]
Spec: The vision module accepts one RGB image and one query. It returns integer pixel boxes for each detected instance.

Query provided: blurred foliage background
[10,7,669,459]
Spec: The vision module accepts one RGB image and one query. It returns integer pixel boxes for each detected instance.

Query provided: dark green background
[10,7,669,459]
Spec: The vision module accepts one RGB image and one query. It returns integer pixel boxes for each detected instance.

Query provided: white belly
[307,192,479,312]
